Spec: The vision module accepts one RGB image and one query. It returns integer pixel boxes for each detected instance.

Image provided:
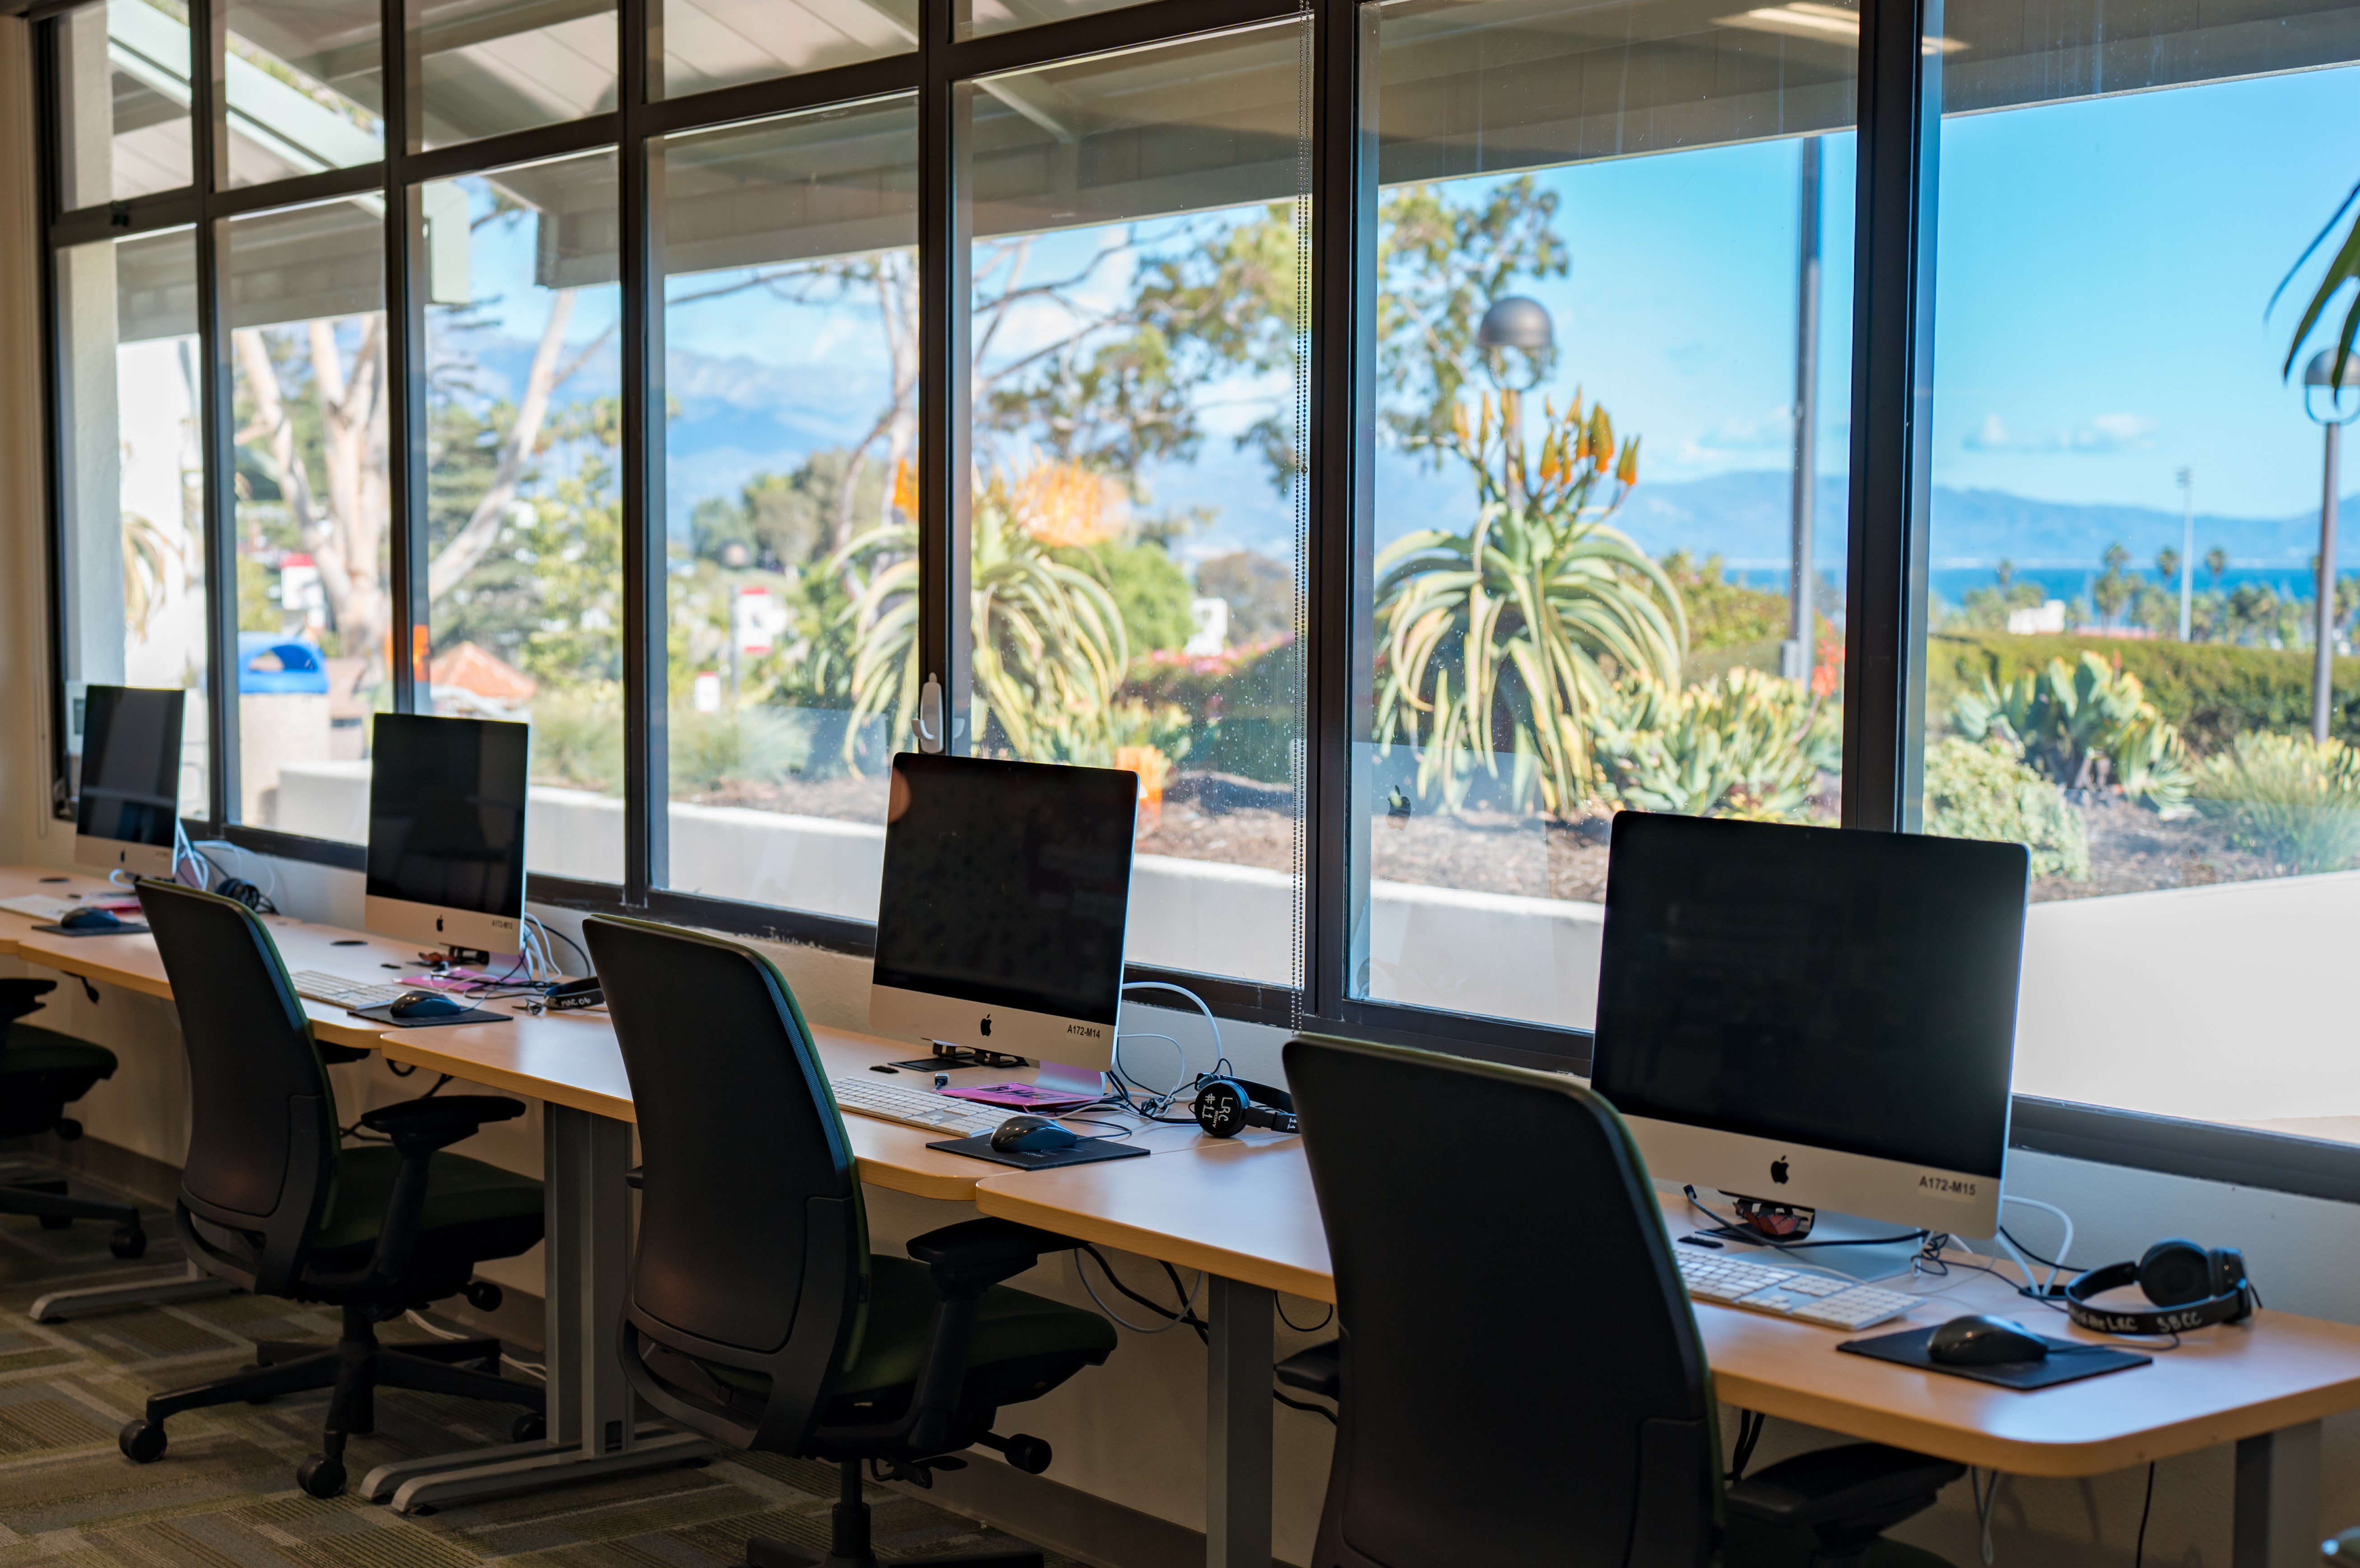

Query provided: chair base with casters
[119,1300,545,1498]
[1725,1442,1964,1568]
[0,979,145,1259]
[744,1458,1046,1568]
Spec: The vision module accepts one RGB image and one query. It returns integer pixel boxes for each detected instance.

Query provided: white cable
[403,1308,546,1379]
[2000,1195,2076,1294]
[1971,1468,2002,1564]
[1119,981,1224,1078]
[193,838,282,904]
[1112,1033,1184,1097]
[1076,1249,1204,1335]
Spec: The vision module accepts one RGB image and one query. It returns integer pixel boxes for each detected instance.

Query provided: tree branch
[426,288,578,602]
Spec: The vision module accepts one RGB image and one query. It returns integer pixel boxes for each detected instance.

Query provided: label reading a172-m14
[1917,1174,1979,1201]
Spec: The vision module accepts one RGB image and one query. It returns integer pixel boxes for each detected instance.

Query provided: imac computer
[75,684,186,877]
[1591,812,2028,1277]
[364,712,530,962]
[870,752,1138,1097]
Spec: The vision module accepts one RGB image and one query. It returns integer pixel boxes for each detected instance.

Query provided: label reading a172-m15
[1917,1175,1980,1200]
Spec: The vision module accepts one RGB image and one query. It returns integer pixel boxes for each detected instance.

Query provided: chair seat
[0,1025,119,1080]
[312,1145,545,1258]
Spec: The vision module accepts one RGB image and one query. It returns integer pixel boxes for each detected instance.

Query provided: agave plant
[1952,651,2191,814]
[833,465,1129,767]
[1373,391,1685,819]
[1587,667,1839,822]
[2192,731,2360,875]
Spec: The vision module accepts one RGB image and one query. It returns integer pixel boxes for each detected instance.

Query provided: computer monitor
[1590,812,2028,1246]
[74,684,186,877]
[363,712,530,960]
[870,753,1137,1087]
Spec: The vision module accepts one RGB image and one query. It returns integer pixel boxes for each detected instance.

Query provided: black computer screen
[365,713,530,918]
[1590,814,2027,1179]
[873,754,1137,1025]
[76,685,185,846]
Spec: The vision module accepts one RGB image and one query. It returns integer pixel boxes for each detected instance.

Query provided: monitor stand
[1702,1210,1921,1285]
[1033,1060,1108,1101]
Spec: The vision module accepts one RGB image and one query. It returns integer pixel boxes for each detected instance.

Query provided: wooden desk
[0,867,126,961]
[975,1141,2360,1568]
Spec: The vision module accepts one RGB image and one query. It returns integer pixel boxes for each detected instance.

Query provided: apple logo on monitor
[980,1016,992,1038]
[1770,1157,1790,1185]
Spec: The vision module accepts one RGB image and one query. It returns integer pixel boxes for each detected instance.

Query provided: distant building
[2008,600,2068,635]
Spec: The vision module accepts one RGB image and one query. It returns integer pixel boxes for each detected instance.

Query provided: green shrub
[1928,632,2360,756]
[1587,667,1839,821]
[1923,737,2090,881]
[1088,540,1197,655]
[2191,732,2360,875]
[668,706,812,796]
[1950,651,2191,814]
[529,688,624,795]
[1122,637,1299,782]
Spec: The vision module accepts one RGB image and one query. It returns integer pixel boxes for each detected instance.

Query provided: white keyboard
[1675,1247,1918,1331]
[829,1075,1016,1140]
[0,896,74,922]
[290,969,415,1012]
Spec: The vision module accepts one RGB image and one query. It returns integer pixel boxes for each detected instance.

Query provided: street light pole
[1787,136,1822,687]
[2303,350,2360,744]
[1477,296,1555,511]
[2176,466,2193,642]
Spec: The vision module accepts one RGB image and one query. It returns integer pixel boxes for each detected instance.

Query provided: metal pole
[1787,135,1822,685]
[2316,424,2340,744]
[2178,466,2193,642]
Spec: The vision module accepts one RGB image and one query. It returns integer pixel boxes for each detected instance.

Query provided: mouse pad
[924,1135,1150,1171]
[33,922,149,936]
[1840,1326,2151,1389]
[347,1002,512,1028]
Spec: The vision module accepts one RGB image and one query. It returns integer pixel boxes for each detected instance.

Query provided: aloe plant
[1373,392,1685,819]
[1587,667,1839,821]
[1952,651,2191,814]
[2192,731,2360,875]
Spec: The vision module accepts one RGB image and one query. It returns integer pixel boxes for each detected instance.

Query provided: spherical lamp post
[2302,349,2360,743]
[1477,295,1554,507]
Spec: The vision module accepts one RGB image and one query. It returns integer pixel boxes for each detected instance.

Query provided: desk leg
[1206,1275,1273,1568]
[356,1105,708,1512]
[2234,1421,2322,1568]
[29,1261,236,1323]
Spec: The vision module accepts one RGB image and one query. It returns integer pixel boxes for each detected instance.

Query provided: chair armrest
[358,1094,524,1153]
[0,979,56,1028]
[1725,1442,1964,1529]
[906,1217,1083,1297]
[316,1041,373,1066]
[1275,1341,1339,1399]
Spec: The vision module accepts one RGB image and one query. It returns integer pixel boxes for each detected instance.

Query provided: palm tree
[1373,391,1685,819]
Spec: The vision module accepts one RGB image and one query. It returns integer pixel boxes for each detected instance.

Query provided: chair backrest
[1284,1033,1718,1568]
[585,915,866,1453]
[136,879,339,1292]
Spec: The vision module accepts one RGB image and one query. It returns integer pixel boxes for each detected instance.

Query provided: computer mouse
[990,1115,1079,1154]
[59,907,122,932]
[1927,1315,2049,1367]
[388,990,467,1020]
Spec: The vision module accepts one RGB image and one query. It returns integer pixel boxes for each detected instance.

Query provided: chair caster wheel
[297,1455,346,1498]
[109,1227,146,1259]
[38,1214,72,1231]
[464,1280,503,1311]
[119,1419,166,1463]
[999,1434,1052,1474]
[510,1412,545,1443]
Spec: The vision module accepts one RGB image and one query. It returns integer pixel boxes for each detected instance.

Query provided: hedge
[1926,632,2360,755]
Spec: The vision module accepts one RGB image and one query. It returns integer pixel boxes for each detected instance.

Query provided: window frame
[28,0,2360,1203]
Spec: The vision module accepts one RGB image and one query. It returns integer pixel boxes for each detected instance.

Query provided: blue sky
[455,58,2360,572]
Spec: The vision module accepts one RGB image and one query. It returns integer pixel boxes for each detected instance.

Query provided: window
[657,97,920,917]
[1349,0,1858,1033]
[54,227,210,819]
[411,0,619,150]
[960,20,1311,986]
[221,0,385,187]
[1917,1,2360,1140]
[55,1,193,207]
[651,1,918,99]
[224,197,389,841]
[422,150,624,882]
[956,1,1159,41]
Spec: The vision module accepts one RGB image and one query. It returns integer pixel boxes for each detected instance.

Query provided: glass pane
[412,0,617,152]
[422,149,624,881]
[658,98,919,916]
[223,198,389,842]
[223,0,385,188]
[1350,0,1859,1034]
[55,228,210,819]
[653,0,917,100]
[963,22,1310,986]
[56,0,194,209]
[1918,2,2360,1136]
[956,0,1154,41]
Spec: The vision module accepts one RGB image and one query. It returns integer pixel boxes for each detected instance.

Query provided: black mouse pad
[1840,1326,2151,1389]
[347,1002,512,1028]
[33,922,149,936]
[924,1135,1150,1171]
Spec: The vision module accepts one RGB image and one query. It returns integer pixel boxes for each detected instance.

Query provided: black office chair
[0,978,145,1257]
[584,914,1118,1568]
[1283,1033,1963,1568]
[115,879,548,1499]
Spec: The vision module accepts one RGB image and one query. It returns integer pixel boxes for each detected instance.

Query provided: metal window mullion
[192,0,238,830]
[1839,0,1943,833]
[621,0,665,899]
[385,0,427,712]
[920,11,972,752]
[35,18,73,819]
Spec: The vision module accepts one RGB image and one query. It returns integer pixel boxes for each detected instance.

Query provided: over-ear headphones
[1192,1077,1299,1139]
[2065,1238,2254,1335]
